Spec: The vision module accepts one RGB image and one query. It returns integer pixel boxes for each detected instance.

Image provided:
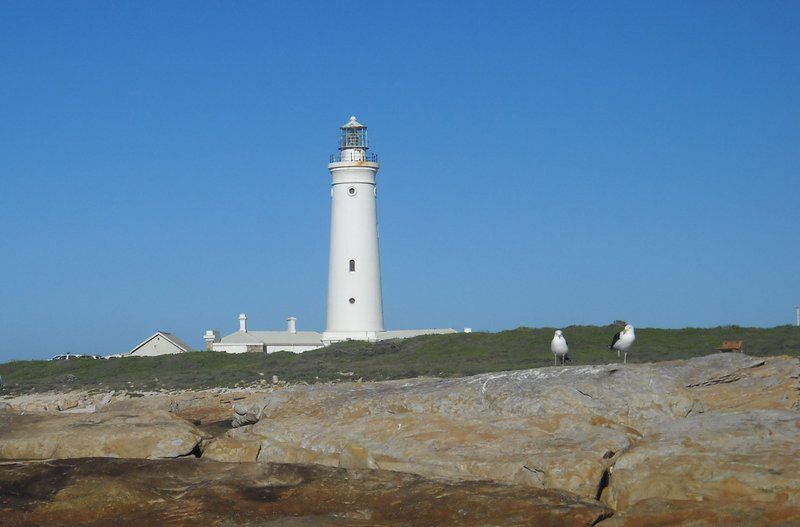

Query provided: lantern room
[331,116,378,163]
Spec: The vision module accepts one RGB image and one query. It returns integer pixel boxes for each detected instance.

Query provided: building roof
[162,332,194,351]
[128,331,193,355]
[221,330,324,346]
[219,328,456,347]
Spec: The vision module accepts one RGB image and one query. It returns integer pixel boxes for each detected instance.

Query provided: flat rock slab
[231,354,800,499]
[203,437,262,462]
[0,388,271,424]
[233,367,654,498]
[667,353,800,412]
[0,458,612,527]
[604,410,800,510]
[0,410,203,460]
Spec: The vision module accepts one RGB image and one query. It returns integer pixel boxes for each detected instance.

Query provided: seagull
[551,330,570,366]
[608,324,636,364]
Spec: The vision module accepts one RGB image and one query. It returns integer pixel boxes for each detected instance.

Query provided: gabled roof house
[128,331,193,356]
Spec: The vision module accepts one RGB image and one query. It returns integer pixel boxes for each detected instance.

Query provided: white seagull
[608,324,636,363]
[551,330,570,366]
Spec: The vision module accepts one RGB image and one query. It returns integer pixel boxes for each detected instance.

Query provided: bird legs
[623,352,627,364]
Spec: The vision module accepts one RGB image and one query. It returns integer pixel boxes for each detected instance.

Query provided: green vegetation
[1,325,798,394]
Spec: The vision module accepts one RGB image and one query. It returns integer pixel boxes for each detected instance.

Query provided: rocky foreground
[1,353,799,526]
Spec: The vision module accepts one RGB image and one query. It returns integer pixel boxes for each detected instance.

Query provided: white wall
[265,344,322,354]
[212,343,264,354]
[131,335,187,356]
[212,342,321,354]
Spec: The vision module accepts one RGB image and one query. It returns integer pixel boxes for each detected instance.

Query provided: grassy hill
[1,325,799,394]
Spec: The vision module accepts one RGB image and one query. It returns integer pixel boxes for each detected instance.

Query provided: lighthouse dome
[341,115,366,129]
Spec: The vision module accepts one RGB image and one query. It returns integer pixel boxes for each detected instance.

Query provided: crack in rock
[522,464,546,485]
[685,372,742,387]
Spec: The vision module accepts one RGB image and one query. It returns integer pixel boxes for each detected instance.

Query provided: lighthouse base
[322,328,458,346]
[322,330,381,345]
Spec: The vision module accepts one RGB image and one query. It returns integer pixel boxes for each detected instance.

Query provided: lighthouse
[204,117,458,354]
[323,116,384,343]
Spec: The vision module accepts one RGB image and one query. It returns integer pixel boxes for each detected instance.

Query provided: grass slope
[1,325,798,394]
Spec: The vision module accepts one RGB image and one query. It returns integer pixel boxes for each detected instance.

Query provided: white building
[207,117,457,354]
[207,316,323,354]
[129,331,193,356]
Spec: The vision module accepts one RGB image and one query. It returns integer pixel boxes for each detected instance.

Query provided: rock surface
[0,458,612,526]
[596,497,800,526]
[0,352,798,524]
[604,409,800,510]
[0,387,268,423]
[203,437,262,462]
[228,354,799,501]
[0,410,203,460]
[232,401,263,427]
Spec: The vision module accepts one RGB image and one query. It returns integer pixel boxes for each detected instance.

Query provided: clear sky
[1,2,798,361]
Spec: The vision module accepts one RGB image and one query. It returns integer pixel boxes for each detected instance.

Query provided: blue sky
[1,2,798,360]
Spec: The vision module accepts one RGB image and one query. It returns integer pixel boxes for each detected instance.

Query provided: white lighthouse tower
[204,117,459,353]
[323,116,384,343]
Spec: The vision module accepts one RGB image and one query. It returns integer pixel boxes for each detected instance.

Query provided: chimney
[204,330,220,350]
[239,313,248,333]
[287,317,297,334]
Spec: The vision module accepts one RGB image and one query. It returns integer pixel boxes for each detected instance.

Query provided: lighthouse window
[349,260,355,272]
[349,298,355,304]
[348,187,357,196]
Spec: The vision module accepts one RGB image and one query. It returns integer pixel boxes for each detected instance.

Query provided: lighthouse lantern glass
[339,128,368,151]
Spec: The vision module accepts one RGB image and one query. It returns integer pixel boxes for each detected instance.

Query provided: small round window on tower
[347,187,357,196]
[349,298,355,304]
